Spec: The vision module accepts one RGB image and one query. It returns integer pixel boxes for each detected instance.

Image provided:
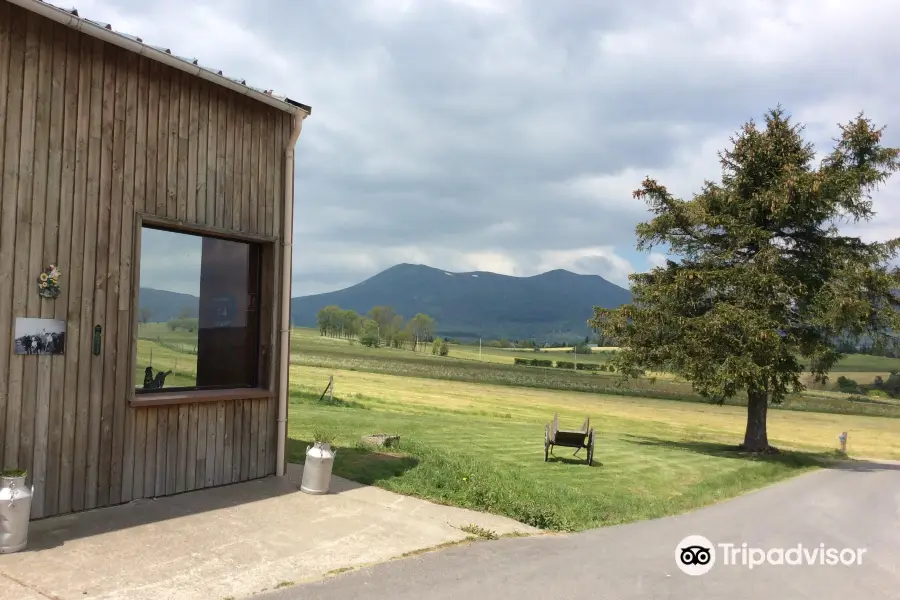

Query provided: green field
[137,323,900,531]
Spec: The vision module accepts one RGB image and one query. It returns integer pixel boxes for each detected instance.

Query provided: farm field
[135,322,900,531]
[285,362,900,531]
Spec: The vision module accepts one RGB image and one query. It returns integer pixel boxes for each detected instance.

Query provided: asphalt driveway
[266,459,900,600]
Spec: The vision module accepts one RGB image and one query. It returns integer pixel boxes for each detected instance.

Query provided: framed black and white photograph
[14,317,66,356]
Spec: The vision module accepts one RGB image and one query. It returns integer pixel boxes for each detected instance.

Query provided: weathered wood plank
[97,48,126,508]
[234,99,246,232]
[262,111,274,237]
[34,22,66,518]
[46,28,78,516]
[223,94,235,228]
[154,403,167,496]
[146,60,160,216]
[214,400,225,485]
[240,399,251,481]
[176,71,189,221]
[86,45,116,510]
[61,34,91,515]
[175,404,188,493]
[0,0,14,471]
[187,77,199,224]
[7,12,39,479]
[75,37,104,512]
[273,112,283,249]
[258,398,268,478]
[115,51,139,504]
[195,84,208,225]
[166,70,179,219]
[204,401,216,487]
[215,89,226,228]
[249,397,259,478]
[27,17,54,517]
[165,405,178,494]
[267,396,277,475]
[232,397,243,482]
[195,403,208,488]
[223,400,234,484]
[134,57,148,214]
[241,101,252,232]
[132,407,147,499]
[186,403,198,490]
[143,406,158,498]
[155,62,170,216]
[254,108,264,235]
[203,85,216,226]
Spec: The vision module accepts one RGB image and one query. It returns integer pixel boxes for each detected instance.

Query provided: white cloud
[78,0,900,297]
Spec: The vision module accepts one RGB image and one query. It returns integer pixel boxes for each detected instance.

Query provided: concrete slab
[0,464,538,600]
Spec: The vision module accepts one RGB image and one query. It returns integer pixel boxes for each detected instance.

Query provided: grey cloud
[92,0,900,294]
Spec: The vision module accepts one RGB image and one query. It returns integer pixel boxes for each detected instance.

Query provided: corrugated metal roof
[12,0,311,116]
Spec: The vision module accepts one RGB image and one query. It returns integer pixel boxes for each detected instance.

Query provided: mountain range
[139,263,633,342]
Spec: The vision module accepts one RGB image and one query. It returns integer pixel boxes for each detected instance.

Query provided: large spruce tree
[590,108,900,452]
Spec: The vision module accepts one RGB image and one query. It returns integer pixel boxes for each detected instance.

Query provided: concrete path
[0,464,537,600]
[266,460,900,600]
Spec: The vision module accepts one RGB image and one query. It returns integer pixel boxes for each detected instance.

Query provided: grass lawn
[287,363,900,531]
[136,323,900,532]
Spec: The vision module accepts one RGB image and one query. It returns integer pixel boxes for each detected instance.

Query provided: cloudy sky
[80,0,900,296]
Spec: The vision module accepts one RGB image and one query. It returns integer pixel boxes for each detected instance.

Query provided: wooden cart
[544,412,595,466]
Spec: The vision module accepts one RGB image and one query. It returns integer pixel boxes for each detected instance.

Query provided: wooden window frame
[129,214,279,408]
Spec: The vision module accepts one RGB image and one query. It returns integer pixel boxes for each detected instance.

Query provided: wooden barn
[0,0,311,519]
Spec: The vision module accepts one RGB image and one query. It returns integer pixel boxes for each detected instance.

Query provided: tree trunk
[741,388,771,452]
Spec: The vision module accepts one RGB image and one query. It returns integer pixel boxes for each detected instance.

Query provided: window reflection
[136,226,261,393]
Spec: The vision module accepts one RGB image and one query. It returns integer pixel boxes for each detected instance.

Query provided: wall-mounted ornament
[37,264,61,299]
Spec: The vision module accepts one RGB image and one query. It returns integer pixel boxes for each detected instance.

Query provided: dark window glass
[136,226,262,393]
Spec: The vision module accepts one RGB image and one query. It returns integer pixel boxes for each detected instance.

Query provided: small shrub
[513,358,529,366]
[555,361,574,369]
[459,524,498,540]
[311,428,335,445]
[576,363,599,371]
[836,375,859,393]
[598,364,608,371]
[529,359,553,367]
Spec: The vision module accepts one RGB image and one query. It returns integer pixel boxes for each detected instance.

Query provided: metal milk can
[0,473,34,554]
[300,442,336,495]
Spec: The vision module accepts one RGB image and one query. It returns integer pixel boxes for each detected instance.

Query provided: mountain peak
[290,263,631,342]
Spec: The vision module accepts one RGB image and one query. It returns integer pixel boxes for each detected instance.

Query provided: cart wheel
[586,430,595,466]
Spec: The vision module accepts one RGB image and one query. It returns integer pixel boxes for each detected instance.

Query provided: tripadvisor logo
[675,535,867,575]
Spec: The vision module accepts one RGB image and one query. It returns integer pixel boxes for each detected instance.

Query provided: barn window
[135,225,262,393]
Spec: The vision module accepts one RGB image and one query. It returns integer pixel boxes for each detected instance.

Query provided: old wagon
[544,412,595,466]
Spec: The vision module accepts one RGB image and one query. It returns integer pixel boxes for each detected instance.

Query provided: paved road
[265,460,900,599]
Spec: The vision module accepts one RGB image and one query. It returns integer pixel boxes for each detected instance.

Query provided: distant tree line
[836,371,900,398]
[835,337,900,359]
[316,305,440,352]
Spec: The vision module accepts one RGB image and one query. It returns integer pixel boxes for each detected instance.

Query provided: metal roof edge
[6,0,311,117]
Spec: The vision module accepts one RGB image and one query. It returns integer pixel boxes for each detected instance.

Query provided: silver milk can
[0,473,34,554]
[300,442,336,494]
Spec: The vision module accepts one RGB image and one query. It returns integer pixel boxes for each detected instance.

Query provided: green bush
[836,375,860,393]
[514,358,529,365]
[576,363,599,371]
[529,359,553,367]
[432,338,449,356]
[555,361,575,369]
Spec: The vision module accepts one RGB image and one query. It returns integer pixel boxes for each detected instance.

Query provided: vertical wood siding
[0,2,290,518]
